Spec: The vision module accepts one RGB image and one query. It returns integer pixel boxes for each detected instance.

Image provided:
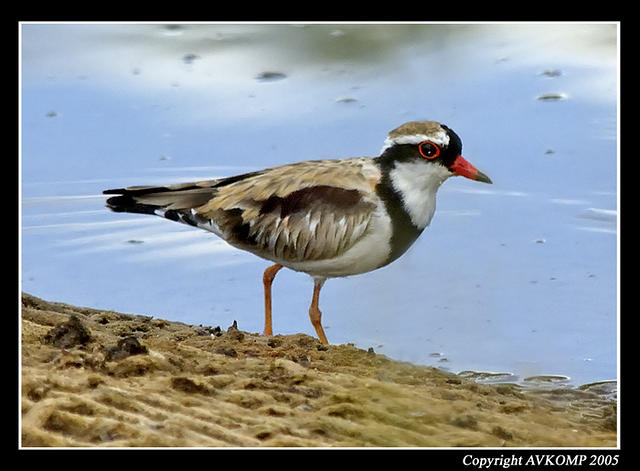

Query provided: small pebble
[255,71,287,82]
[537,92,567,101]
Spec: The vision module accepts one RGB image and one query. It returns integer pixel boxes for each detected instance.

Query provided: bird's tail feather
[103,169,264,215]
[104,184,214,213]
[104,184,223,231]
[104,170,265,232]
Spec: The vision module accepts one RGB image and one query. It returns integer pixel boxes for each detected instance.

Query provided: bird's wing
[104,158,382,263]
[195,158,381,262]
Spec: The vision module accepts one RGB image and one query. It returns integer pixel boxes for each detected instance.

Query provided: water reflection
[22,23,617,123]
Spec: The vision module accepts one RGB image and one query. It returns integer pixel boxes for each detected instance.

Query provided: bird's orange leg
[309,278,329,345]
[262,263,283,336]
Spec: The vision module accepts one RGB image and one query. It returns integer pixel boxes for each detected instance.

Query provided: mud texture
[21,293,616,447]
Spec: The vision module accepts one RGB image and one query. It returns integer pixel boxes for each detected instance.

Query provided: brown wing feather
[194,158,380,262]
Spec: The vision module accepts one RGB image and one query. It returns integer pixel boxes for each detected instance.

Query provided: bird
[103,121,491,345]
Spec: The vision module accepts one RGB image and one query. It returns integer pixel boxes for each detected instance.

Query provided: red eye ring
[418,141,441,160]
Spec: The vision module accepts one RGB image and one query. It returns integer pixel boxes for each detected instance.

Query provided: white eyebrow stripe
[379,131,450,154]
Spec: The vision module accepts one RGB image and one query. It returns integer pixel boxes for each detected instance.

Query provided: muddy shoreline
[20,293,616,447]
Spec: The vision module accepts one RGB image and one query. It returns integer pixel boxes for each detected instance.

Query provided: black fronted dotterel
[104,120,491,344]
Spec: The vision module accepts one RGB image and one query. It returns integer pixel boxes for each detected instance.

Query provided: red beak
[451,155,492,184]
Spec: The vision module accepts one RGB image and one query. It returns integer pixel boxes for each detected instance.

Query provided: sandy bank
[20,293,616,447]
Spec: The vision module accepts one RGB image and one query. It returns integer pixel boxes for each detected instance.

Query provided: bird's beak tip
[451,155,492,184]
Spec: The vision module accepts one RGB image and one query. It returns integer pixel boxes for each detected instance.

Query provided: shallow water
[20,23,618,388]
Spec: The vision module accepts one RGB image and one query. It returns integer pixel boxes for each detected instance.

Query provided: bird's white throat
[388,160,452,229]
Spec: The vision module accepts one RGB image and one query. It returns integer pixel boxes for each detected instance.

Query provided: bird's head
[379,121,492,185]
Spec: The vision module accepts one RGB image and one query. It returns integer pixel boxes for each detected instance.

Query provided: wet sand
[20,293,616,447]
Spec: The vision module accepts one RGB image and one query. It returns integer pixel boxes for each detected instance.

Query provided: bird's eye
[418,141,441,160]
